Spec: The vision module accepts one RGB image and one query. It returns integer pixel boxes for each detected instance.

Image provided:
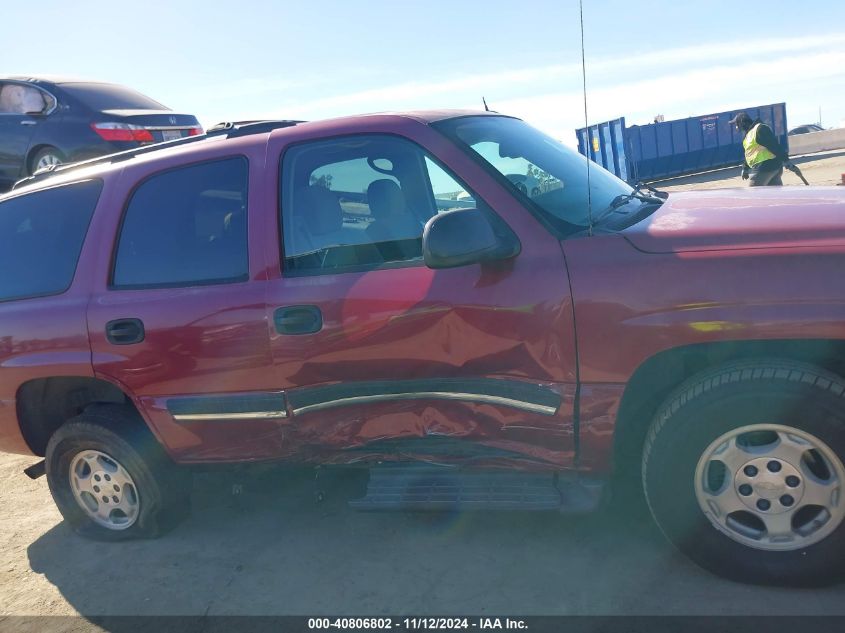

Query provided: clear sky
[3,0,845,146]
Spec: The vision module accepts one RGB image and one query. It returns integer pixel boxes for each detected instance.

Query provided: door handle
[20,120,36,126]
[274,305,322,335]
[105,318,145,345]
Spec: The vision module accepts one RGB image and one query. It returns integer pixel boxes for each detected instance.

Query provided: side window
[112,157,248,288]
[280,135,476,273]
[0,84,49,114]
[0,180,102,301]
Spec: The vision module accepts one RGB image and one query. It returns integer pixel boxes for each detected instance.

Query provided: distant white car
[505,173,541,197]
[788,124,824,136]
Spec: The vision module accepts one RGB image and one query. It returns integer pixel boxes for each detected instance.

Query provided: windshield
[434,115,632,233]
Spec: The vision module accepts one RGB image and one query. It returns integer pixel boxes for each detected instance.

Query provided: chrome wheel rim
[695,424,845,551]
[69,450,140,530]
[35,153,61,171]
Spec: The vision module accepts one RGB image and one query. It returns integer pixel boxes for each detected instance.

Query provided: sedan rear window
[61,83,167,111]
[0,180,102,302]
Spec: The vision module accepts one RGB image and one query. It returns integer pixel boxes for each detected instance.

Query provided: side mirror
[422,207,520,269]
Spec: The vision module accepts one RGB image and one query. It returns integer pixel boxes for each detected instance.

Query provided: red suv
[2,112,844,586]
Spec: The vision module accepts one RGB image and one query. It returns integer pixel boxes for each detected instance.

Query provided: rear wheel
[45,405,191,540]
[643,360,845,585]
[30,146,64,174]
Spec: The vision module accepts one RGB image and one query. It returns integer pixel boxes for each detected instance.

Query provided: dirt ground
[2,450,845,622]
[3,150,845,625]
[653,148,845,191]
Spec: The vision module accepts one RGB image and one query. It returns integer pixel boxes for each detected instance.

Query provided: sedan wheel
[30,147,64,175]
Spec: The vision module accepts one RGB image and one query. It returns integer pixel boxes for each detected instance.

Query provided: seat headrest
[298,186,343,236]
[194,195,240,241]
[367,179,404,220]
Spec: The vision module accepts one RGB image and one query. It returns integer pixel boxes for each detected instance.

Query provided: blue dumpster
[576,103,789,183]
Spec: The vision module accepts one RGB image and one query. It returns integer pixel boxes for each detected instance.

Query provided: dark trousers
[749,165,783,186]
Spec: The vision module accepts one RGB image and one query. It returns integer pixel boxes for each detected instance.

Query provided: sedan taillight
[187,126,204,136]
[91,122,154,142]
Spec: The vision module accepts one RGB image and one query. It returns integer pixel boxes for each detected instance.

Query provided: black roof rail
[12,119,304,190]
[210,119,305,138]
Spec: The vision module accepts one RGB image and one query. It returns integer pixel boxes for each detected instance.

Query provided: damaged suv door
[261,124,579,468]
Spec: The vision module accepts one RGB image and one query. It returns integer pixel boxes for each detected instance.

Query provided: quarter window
[112,157,249,288]
[0,180,102,301]
[280,135,476,273]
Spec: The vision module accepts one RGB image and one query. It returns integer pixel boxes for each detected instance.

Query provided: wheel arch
[16,376,143,456]
[612,338,845,481]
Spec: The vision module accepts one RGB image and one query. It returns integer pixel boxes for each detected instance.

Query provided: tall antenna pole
[579,0,593,236]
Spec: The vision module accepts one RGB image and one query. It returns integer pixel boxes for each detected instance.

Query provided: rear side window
[0,180,101,302]
[113,157,249,289]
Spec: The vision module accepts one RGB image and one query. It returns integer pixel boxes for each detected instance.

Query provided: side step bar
[349,465,603,513]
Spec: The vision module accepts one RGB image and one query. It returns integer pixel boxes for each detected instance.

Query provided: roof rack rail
[11,119,304,190]
[209,119,306,138]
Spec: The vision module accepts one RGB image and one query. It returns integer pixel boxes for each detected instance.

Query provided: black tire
[643,359,845,586]
[45,404,191,541]
[29,146,65,175]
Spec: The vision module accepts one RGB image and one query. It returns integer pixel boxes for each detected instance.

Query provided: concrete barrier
[788,128,845,156]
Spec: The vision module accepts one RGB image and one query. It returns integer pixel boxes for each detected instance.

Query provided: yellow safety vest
[743,124,776,168]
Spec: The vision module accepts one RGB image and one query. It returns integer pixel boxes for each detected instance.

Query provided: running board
[349,465,603,513]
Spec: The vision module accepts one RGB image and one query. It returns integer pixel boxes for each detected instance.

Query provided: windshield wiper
[597,182,667,220]
[635,181,669,200]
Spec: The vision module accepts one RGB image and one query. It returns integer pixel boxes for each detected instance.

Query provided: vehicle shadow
[26,466,840,623]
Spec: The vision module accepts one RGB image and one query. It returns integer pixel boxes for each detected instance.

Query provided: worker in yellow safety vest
[729,112,792,186]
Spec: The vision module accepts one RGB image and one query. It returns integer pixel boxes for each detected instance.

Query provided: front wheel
[45,405,191,540]
[643,360,845,585]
